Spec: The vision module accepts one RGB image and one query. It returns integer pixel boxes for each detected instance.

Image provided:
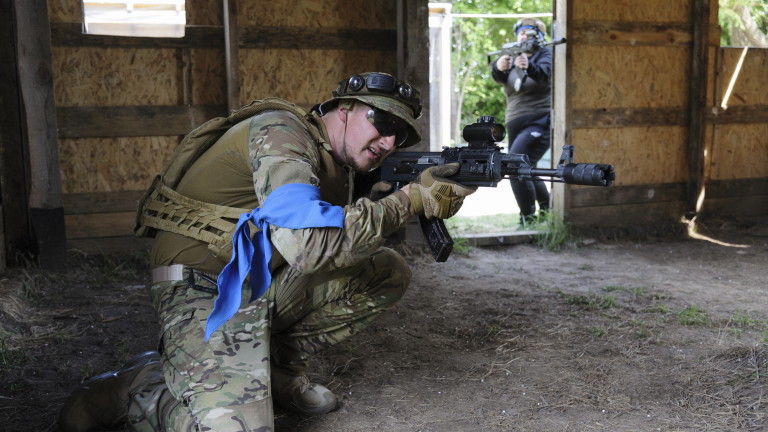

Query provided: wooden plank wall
[554,0,694,228]
[705,47,768,218]
[555,0,767,229]
[46,0,414,253]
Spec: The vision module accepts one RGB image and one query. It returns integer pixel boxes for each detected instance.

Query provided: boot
[271,367,338,416]
[518,213,536,229]
[59,351,161,432]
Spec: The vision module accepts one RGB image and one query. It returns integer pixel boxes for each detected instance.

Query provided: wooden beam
[686,0,711,219]
[569,200,685,227]
[572,21,692,46]
[239,26,397,50]
[705,177,768,199]
[63,191,145,215]
[0,0,31,267]
[397,0,430,152]
[570,182,685,208]
[50,23,397,51]
[50,23,223,48]
[552,0,572,220]
[397,0,405,78]
[223,0,240,112]
[571,107,687,128]
[15,0,66,272]
[68,237,153,254]
[708,105,768,124]
[56,105,226,138]
[702,178,768,217]
[65,212,136,239]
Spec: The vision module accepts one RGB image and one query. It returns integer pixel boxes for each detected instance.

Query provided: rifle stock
[378,116,615,262]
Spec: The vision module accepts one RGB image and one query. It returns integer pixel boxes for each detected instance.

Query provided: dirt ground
[1,217,767,432]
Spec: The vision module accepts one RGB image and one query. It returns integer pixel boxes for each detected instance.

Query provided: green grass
[446,210,574,252]
[528,211,573,252]
[729,312,768,329]
[603,285,648,298]
[446,213,520,235]
[561,292,619,310]
[678,306,708,326]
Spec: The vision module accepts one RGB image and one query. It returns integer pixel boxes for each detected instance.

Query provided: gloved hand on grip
[409,163,477,219]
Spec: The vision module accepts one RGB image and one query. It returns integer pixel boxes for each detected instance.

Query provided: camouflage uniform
[127,106,414,431]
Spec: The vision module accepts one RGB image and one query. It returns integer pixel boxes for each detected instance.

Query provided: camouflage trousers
[127,247,411,431]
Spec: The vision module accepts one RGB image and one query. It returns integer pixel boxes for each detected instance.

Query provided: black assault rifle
[378,116,615,262]
[487,34,567,91]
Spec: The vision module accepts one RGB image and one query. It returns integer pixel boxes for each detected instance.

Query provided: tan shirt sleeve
[250,113,414,274]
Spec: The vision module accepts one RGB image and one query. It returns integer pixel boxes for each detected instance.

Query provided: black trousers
[507,113,551,218]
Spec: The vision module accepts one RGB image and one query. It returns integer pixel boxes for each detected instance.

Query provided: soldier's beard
[339,121,367,173]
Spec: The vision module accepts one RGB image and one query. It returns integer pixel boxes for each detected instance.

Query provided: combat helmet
[315,72,422,148]
[513,18,547,38]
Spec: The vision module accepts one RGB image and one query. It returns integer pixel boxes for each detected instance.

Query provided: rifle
[378,115,615,262]
[487,33,567,91]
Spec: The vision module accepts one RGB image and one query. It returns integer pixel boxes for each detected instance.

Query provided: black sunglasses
[365,106,409,147]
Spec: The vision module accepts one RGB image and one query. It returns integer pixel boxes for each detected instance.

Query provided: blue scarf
[205,183,345,340]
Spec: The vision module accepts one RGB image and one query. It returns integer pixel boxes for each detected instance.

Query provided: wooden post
[14,0,67,272]
[0,0,28,270]
[223,0,240,112]
[396,0,432,252]
[552,0,572,219]
[397,0,430,152]
[686,0,711,219]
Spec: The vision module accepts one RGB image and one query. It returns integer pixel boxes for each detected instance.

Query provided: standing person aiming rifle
[490,17,562,228]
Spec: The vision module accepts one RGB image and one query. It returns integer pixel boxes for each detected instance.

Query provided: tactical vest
[134,98,326,258]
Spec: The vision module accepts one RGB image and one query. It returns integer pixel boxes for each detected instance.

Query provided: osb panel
[239,49,396,106]
[192,49,227,105]
[571,45,688,110]
[52,47,179,106]
[187,0,222,26]
[48,0,83,23]
[239,0,396,29]
[573,0,690,22]
[59,136,178,193]
[572,126,688,185]
[710,124,768,180]
[716,47,768,107]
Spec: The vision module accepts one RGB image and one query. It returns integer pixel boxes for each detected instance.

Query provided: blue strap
[205,183,344,340]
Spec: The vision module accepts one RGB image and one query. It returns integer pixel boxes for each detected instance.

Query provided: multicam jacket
[148,102,413,276]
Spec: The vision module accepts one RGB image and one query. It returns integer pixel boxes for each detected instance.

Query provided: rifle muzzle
[561,163,615,187]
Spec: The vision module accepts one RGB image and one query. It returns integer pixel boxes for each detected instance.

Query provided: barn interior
[1,1,767,431]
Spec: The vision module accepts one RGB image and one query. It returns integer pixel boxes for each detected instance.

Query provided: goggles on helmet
[364,105,410,148]
[334,73,422,118]
[516,25,539,36]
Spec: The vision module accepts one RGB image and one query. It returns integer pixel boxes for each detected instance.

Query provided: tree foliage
[718,0,768,47]
[449,0,552,146]
[445,0,768,146]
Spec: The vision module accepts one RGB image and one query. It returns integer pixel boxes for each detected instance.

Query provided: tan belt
[151,264,184,283]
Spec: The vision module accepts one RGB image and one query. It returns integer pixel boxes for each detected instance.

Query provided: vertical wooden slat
[686,0,711,219]
[180,48,193,106]
[552,0,572,219]
[397,0,405,78]
[397,0,430,152]
[223,0,240,112]
[15,0,66,272]
[0,0,28,268]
